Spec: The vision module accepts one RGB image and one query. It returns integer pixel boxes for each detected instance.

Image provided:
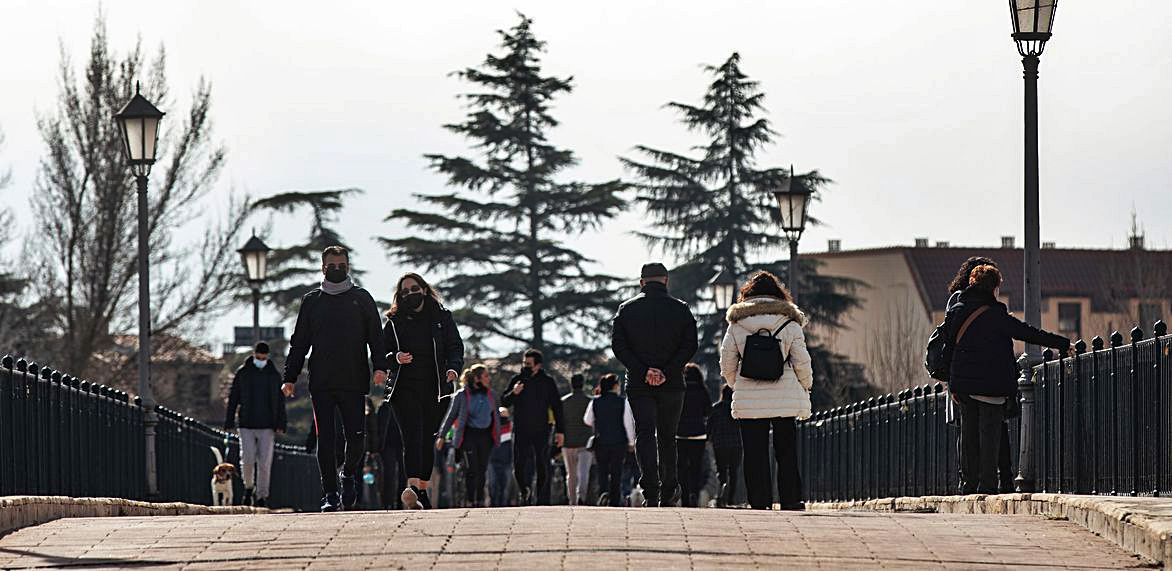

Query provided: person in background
[560,374,594,505]
[283,246,388,512]
[707,384,742,508]
[675,363,711,507]
[945,256,1016,493]
[501,349,565,505]
[583,373,635,507]
[437,364,500,508]
[719,271,813,511]
[224,342,287,507]
[488,406,515,507]
[384,272,465,510]
[946,264,1071,494]
[610,262,699,507]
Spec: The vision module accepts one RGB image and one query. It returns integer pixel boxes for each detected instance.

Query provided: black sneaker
[320,493,341,512]
[254,497,267,508]
[416,488,432,510]
[779,501,805,511]
[340,475,358,509]
[519,487,532,505]
[241,488,254,507]
[597,492,609,507]
[659,486,681,508]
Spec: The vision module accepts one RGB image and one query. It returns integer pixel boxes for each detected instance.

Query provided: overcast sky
[2,1,1170,349]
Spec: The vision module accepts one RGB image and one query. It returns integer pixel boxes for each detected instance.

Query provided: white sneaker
[401,487,421,510]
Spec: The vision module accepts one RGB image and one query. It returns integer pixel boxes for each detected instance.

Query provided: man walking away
[501,349,565,505]
[560,374,594,505]
[225,342,287,507]
[611,262,698,506]
[583,374,635,507]
[283,246,389,512]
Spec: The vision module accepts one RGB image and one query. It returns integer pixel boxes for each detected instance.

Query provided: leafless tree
[27,16,250,377]
[862,292,934,393]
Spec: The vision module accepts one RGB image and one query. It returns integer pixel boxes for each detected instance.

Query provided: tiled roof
[108,334,222,365]
[810,247,1172,312]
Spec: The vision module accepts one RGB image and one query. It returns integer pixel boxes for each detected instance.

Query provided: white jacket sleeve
[583,400,595,427]
[719,325,740,388]
[786,325,814,391]
[623,400,636,447]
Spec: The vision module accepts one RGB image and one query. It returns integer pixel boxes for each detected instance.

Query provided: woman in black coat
[675,363,712,507]
[384,272,464,509]
[946,264,1070,493]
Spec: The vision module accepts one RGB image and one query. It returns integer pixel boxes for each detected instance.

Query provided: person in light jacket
[436,364,500,507]
[719,271,813,511]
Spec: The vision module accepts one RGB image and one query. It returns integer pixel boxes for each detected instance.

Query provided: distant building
[806,239,1171,393]
[92,334,228,425]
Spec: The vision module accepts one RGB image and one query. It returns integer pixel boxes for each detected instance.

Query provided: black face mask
[520,366,533,378]
[324,268,348,284]
[403,292,425,310]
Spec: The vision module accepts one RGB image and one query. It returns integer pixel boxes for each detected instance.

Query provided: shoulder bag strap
[956,305,991,345]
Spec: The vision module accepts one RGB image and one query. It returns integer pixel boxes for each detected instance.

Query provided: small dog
[211,463,236,506]
[628,485,645,508]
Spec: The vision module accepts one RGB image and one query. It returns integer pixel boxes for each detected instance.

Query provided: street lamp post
[115,83,164,499]
[237,234,272,345]
[1008,0,1057,493]
[709,269,738,312]
[774,165,812,300]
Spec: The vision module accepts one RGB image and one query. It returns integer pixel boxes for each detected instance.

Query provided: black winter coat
[225,360,287,430]
[947,288,1071,397]
[384,300,465,402]
[501,369,566,436]
[611,282,699,395]
[676,381,711,438]
[706,399,741,450]
[283,287,390,394]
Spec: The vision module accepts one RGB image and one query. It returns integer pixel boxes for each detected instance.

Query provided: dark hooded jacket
[384,298,464,402]
[225,359,287,430]
[283,286,389,394]
[946,288,1071,397]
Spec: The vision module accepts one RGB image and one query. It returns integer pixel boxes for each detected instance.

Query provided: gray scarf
[320,276,354,296]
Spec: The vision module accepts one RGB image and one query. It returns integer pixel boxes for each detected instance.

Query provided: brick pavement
[0,507,1152,570]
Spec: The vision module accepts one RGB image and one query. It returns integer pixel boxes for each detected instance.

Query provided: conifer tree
[624,53,870,404]
[380,14,625,365]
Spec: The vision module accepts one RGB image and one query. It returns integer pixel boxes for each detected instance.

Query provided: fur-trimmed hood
[726,296,808,326]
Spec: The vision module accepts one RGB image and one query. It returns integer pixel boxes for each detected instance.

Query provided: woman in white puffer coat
[719,271,813,510]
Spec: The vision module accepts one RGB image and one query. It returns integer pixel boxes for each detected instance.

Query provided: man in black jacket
[610,263,698,506]
[501,348,565,505]
[225,342,287,507]
[283,246,389,512]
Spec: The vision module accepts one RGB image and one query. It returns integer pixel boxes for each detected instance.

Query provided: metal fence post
[1155,321,1167,496]
[1015,351,1040,493]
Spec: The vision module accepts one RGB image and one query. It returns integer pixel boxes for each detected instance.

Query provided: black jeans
[391,392,447,481]
[513,428,551,504]
[461,427,493,506]
[310,391,366,495]
[676,439,706,507]
[594,445,626,507]
[629,391,685,503]
[738,417,802,509]
[956,394,1006,493]
[714,446,742,502]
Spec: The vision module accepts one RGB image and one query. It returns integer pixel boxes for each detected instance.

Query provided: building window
[1139,302,1162,329]
[1058,303,1081,338]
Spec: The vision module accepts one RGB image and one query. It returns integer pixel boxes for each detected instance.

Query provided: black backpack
[738,319,795,381]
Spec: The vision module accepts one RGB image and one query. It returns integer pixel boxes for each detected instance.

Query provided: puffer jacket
[719,296,814,420]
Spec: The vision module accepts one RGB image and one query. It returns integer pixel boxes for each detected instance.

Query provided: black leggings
[739,417,802,509]
[676,439,706,507]
[461,427,493,506]
[392,393,447,481]
[714,446,742,501]
[310,391,366,495]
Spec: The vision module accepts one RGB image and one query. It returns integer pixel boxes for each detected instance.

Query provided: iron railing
[1,355,319,510]
[798,321,1169,501]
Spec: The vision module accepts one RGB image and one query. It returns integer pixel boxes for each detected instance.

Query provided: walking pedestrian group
[226,245,1070,512]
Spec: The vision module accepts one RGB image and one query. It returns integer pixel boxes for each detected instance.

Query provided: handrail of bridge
[797,320,1169,502]
[0,355,318,510]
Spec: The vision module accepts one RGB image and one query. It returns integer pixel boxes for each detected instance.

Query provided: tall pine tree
[380,14,625,366]
[623,53,871,406]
